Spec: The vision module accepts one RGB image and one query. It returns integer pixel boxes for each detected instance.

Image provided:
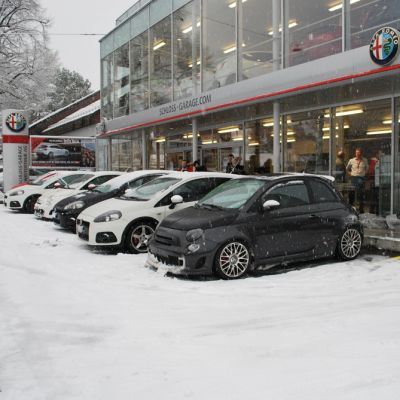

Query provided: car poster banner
[30,136,96,169]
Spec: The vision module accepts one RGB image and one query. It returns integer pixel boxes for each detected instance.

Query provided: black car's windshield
[198,178,266,209]
[121,177,181,201]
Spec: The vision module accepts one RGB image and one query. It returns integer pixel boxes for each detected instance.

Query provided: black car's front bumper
[147,226,219,276]
[53,208,79,231]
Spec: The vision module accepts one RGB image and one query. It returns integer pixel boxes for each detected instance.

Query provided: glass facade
[101,0,400,118]
[99,0,400,217]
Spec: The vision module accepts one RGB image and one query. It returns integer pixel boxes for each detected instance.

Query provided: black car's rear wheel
[215,241,250,279]
[337,227,362,260]
[23,196,39,214]
[126,221,156,254]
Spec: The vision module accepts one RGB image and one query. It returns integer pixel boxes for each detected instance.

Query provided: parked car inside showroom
[53,170,169,231]
[34,171,122,220]
[147,174,363,279]
[76,172,236,253]
[3,171,92,213]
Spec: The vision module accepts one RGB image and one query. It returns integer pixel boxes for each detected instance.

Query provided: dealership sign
[369,27,399,65]
[1,109,29,191]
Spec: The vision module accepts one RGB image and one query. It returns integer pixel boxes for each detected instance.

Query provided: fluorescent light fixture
[224,45,236,54]
[323,134,339,139]
[249,142,260,146]
[287,138,296,143]
[322,124,350,131]
[382,119,400,124]
[155,137,166,143]
[232,137,244,141]
[182,26,193,34]
[268,21,298,35]
[202,140,218,144]
[153,41,166,51]
[366,129,392,135]
[262,119,291,127]
[325,109,363,117]
[329,0,360,12]
[217,126,240,134]
[228,0,247,8]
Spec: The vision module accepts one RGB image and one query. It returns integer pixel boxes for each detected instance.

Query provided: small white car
[34,171,122,220]
[76,172,234,253]
[35,143,69,159]
[4,171,92,213]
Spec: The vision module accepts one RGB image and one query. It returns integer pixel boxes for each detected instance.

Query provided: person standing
[346,148,368,213]
[335,150,346,183]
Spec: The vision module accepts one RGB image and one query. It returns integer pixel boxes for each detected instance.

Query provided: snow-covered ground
[1,206,400,400]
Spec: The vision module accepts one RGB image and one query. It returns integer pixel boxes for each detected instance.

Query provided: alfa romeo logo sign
[5,112,27,133]
[369,27,399,65]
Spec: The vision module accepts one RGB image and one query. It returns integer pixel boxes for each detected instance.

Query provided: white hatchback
[76,172,235,253]
[4,171,92,213]
[34,171,122,220]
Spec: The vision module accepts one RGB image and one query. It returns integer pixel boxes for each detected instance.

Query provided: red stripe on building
[2,135,29,144]
[102,63,400,137]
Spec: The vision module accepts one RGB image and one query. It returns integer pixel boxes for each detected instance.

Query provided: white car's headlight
[64,200,85,210]
[94,210,122,223]
[10,190,24,196]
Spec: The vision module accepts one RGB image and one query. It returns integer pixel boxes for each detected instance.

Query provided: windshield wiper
[199,203,225,211]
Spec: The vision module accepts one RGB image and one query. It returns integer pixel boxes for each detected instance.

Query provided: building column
[272,0,281,173]
[142,129,147,170]
[192,118,198,163]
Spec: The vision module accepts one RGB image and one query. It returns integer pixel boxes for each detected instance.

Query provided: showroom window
[130,31,150,112]
[333,99,392,216]
[101,54,114,120]
[350,0,400,49]
[172,0,201,100]
[114,44,130,117]
[239,0,276,81]
[283,109,330,174]
[285,0,342,67]
[202,0,237,90]
[150,16,172,107]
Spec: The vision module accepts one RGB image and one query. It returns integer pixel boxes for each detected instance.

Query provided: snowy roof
[43,100,100,132]
[30,92,98,128]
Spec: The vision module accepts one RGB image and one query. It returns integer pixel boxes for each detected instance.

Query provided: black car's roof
[234,173,335,182]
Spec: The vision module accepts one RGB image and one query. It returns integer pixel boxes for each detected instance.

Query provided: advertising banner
[1,110,29,192]
[30,136,96,169]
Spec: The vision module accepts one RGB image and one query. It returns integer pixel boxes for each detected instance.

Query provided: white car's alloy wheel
[129,223,155,253]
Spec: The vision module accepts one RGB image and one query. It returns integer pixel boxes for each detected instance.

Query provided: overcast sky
[41,0,134,91]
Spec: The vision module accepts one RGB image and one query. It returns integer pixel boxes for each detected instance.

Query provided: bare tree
[0,0,50,100]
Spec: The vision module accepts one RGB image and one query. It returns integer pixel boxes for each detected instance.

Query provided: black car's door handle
[309,214,320,219]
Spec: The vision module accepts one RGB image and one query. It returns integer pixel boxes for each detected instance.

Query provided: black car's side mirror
[169,194,183,209]
[262,199,280,211]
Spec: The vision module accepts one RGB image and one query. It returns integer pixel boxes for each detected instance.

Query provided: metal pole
[391,97,398,214]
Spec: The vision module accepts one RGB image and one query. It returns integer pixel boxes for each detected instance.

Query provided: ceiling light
[153,41,166,51]
[202,140,218,144]
[268,21,297,35]
[155,137,166,143]
[249,142,259,146]
[228,0,247,8]
[366,129,392,135]
[182,26,193,34]
[382,119,400,124]
[218,126,240,134]
[262,119,291,127]
[329,0,360,12]
[224,45,236,54]
[322,124,350,131]
[287,138,296,143]
[232,137,244,141]
[324,109,363,117]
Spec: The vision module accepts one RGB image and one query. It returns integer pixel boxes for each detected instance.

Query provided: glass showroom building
[98,0,400,216]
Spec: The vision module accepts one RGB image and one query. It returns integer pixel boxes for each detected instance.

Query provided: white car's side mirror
[171,195,183,204]
[263,199,280,210]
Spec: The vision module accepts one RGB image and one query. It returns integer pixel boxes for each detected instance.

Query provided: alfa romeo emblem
[369,27,399,65]
[6,112,27,133]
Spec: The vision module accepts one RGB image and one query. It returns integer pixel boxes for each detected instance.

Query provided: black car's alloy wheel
[215,241,250,279]
[126,222,156,254]
[337,228,362,260]
[24,196,38,214]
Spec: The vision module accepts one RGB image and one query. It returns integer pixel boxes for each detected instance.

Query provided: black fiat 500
[147,174,363,279]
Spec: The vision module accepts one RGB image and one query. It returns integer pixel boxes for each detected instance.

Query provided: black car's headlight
[94,210,122,223]
[64,200,85,210]
[186,228,204,242]
[9,190,24,196]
